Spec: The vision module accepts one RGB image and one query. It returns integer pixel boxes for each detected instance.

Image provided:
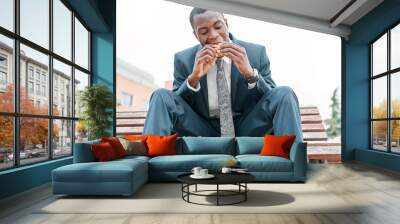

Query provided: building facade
[116,58,158,112]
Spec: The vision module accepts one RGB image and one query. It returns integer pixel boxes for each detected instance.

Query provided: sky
[117,0,342,120]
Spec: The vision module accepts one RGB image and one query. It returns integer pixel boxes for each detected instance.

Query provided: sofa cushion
[119,138,147,156]
[91,142,118,161]
[148,154,235,172]
[260,135,296,159]
[147,134,177,157]
[52,158,147,183]
[236,137,263,155]
[101,137,127,158]
[180,137,235,155]
[236,155,293,172]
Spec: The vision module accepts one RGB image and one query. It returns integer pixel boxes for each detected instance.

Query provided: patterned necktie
[216,58,235,137]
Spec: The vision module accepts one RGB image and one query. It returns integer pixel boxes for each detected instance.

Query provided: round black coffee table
[177,173,255,206]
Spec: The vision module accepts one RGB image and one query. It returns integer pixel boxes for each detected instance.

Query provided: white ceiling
[166,0,384,38]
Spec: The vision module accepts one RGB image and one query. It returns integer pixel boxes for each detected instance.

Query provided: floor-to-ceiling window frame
[0,0,91,171]
[370,21,400,154]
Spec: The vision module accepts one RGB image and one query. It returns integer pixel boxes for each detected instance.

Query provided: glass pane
[0,34,14,112]
[391,120,400,153]
[53,0,72,60]
[372,121,388,151]
[75,120,88,143]
[0,116,14,170]
[372,33,387,76]
[20,44,49,115]
[392,24,400,70]
[53,119,72,158]
[74,69,89,117]
[0,0,14,31]
[20,0,49,49]
[75,18,89,69]
[20,117,49,165]
[372,77,387,119]
[391,72,400,118]
[53,59,72,117]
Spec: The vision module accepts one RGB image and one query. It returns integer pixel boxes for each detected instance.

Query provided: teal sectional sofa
[52,137,307,196]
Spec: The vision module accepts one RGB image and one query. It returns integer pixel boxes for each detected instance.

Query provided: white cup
[221,167,232,174]
[191,167,202,176]
[200,169,208,176]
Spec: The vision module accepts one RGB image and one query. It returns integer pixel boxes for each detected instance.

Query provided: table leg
[245,183,247,201]
[187,184,190,202]
[217,184,219,206]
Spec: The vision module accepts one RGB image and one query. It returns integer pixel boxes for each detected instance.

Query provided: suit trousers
[143,86,303,141]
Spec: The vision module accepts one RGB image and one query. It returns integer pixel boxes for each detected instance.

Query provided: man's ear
[224,18,228,28]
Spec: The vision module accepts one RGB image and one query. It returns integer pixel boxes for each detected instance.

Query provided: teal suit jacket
[172,33,276,120]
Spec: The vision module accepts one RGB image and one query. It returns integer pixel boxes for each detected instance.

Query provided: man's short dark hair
[189,7,223,30]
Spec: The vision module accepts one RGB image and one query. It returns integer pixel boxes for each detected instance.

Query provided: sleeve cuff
[247,69,258,89]
[186,79,201,92]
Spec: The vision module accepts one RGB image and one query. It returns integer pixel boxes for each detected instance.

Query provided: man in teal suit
[143,8,303,141]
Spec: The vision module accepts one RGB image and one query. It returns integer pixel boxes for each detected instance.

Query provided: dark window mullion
[370,45,373,149]
[388,30,391,152]
[71,10,76,155]
[13,0,20,167]
[49,0,53,160]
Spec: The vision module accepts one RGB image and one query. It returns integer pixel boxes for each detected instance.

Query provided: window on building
[0,0,91,170]
[0,71,6,85]
[28,67,34,80]
[41,73,46,83]
[42,85,46,97]
[0,55,7,86]
[53,59,72,117]
[371,23,400,154]
[36,83,40,95]
[122,92,134,107]
[0,55,7,67]
[35,70,41,81]
[28,81,34,94]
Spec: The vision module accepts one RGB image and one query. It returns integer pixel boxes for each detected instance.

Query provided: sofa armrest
[289,142,307,181]
[73,140,100,163]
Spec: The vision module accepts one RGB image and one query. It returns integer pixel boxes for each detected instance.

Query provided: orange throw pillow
[260,134,296,159]
[91,142,117,161]
[124,135,149,141]
[101,137,127,158]
[146,134,177,157]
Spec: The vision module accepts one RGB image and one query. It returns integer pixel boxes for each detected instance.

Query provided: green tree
[79,84,113,140]
[325,87,341,138]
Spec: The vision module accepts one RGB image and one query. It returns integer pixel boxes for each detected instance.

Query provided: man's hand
[220,43,253,78]
[193,44,221,77]
[188,44,219,88]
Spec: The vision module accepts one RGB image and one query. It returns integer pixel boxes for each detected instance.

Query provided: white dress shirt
[186,53,257,117]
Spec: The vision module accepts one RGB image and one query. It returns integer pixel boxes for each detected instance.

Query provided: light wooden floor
[1,162,400,224]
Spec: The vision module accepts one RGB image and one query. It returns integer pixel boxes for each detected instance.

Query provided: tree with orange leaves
[0,84,60,151]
